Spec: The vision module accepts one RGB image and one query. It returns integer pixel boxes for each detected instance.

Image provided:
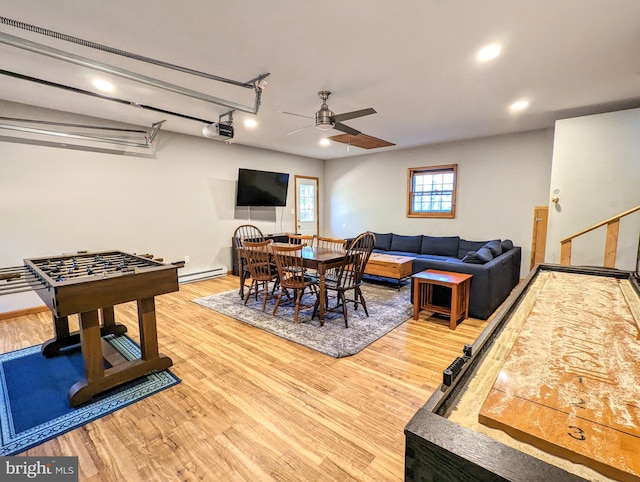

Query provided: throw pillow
[421,235,460,257]
[390,234,422,253]
[458,239,487,259]
[484,240,503,257]
[501,239,514,251]
[461,247,494,264]
[373,232,392,251]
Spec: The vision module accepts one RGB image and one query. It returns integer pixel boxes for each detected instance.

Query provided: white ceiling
[1,0,639,160]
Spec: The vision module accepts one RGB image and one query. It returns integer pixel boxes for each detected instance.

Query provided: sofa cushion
[420,235,460,257]
[390,234,422,253]
[414,253,458,262]
[484,240,503,257]
[373,232,392,251]
[461,247,494,264]
[501,239,514,251]
[458,239,487,259]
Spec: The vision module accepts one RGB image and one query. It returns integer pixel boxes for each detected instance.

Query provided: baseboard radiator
[178,266,227,284]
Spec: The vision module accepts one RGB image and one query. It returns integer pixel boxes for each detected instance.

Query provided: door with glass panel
[294,176,319,237]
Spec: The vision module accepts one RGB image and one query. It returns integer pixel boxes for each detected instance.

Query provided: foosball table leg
[41,307,128,357]
[68,298,172,407]
[100,306,128,336]
[138,297,160,360]
[41,314,72,357]
[79,310,105,384]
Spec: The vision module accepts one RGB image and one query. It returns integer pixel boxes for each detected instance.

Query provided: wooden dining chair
[233,224,265,299]
[314,235,347,282]
[314,231,376,328]
[241,240,279,312]
[286,233,315,247]
[271,244,318,323]
[314,235,347,252]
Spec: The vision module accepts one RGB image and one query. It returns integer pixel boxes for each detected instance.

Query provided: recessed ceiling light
[476,44,501,62]
[244,118,257,128]
[93,79,114,92]
[509,100,530,111]
[319,138,330,146]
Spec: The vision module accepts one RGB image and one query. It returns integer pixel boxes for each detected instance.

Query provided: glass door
[294,175,319,237]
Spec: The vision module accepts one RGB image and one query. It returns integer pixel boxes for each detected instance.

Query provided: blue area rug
[0,335,180,456]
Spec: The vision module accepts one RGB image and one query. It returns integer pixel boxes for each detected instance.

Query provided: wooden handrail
[560,205,640,243]
[560,204,640,267]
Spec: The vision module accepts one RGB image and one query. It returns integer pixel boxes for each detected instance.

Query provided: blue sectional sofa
[368,232,521,319]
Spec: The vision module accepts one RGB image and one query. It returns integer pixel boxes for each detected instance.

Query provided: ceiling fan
[282,91,395,150]
[282,91,376,136]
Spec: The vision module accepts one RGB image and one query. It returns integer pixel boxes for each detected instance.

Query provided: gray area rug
[192,283,412,358]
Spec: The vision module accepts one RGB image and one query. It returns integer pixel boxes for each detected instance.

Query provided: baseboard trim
[0,305,48,321]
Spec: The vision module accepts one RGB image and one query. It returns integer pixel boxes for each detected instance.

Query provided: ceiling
[1,0,639,160]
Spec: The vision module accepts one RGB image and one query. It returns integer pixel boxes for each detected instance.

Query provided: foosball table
[3,250,180,407]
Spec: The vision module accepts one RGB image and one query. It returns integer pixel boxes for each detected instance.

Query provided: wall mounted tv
[236,168,290,207]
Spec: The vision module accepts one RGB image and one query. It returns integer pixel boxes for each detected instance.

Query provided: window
[298,183,316,222]
[407,164,457,218]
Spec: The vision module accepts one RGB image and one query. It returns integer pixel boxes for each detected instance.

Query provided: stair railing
[560,205,640,267]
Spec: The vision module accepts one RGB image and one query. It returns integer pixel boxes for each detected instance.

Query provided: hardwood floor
[1,275,491,481]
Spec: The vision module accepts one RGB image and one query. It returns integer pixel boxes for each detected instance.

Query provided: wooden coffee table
[364,253,414,288]
[412,269,473,330]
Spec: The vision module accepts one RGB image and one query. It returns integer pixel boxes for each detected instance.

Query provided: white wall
[4,106,637,314]
[547,108,640,269]
[0,117,323,312]
[325,129,555,278]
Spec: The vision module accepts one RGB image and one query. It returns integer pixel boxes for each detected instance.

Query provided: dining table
[270,242,347,325]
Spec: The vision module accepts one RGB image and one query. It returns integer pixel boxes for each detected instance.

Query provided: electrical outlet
[184,255,190,263]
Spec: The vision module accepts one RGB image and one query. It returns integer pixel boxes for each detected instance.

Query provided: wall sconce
[551,189,560,204]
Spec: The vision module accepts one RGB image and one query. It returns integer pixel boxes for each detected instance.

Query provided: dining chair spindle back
[233,224,265,299]
[286,233,315,247]
[271,243,319,323]
[314,231,376,327]
[241,240,279,312]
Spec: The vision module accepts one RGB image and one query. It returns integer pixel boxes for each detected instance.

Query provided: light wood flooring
[0,275,492,481]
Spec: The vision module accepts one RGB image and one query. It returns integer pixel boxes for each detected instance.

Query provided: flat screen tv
[236,168,290,207]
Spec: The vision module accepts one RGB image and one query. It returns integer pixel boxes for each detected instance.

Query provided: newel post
[560,240,572,266]
[603,219,620,268]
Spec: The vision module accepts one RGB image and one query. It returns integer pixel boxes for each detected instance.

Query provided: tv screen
[236,168,290,207]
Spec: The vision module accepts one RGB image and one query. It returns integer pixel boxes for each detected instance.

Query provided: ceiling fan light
[315,108,335,130]
[315,116,335,129]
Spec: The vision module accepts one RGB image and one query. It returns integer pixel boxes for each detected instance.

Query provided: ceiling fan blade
[284,124,314,136]
[280,111,314,119]
[332,107,376,123]
[329,132,396,149]
[333,122,361,136]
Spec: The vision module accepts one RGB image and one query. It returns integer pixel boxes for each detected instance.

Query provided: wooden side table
[412,269,473,330]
